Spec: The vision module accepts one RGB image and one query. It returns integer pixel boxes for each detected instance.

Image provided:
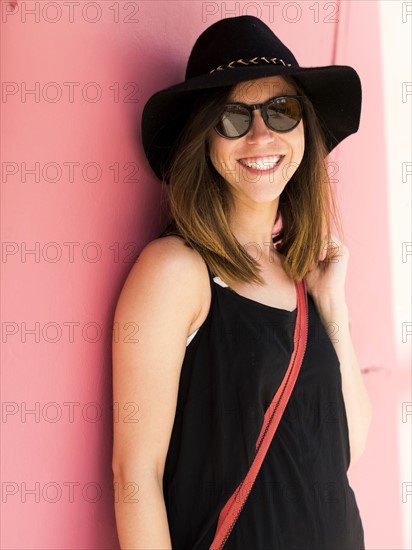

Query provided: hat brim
[141,64,362,181]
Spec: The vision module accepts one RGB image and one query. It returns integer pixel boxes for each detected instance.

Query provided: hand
[305,234,349,306]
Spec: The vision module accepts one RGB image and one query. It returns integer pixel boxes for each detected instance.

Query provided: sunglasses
[214,95,304,139]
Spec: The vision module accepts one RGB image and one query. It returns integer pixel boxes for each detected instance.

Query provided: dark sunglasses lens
[266,98,302,132]
[215,105,250,137]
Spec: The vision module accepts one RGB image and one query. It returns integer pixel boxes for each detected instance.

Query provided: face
[207,75,305,205]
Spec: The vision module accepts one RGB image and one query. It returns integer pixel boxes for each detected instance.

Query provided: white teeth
[239,156,282,170]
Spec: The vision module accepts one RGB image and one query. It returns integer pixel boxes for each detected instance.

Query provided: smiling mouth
[238,155,285,171]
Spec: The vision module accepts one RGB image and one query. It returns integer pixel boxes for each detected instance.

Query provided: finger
[320,244,328,261]
[327,234,342,259]
[320,234,330,261]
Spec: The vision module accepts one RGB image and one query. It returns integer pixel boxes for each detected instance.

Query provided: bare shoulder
[116,235,211,334]
[142,234,203,265]
[138,234,209,291]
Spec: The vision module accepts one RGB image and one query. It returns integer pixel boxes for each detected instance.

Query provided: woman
[112,15,372,550]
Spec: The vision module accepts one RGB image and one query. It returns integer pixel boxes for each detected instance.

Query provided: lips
[238,155,285,172]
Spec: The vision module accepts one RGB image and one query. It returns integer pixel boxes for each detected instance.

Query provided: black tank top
[161,244,365,550]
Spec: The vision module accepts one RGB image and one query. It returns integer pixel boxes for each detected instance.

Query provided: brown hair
[160,76,344,284]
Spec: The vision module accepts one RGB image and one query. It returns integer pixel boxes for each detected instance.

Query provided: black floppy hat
[141,15,362,181]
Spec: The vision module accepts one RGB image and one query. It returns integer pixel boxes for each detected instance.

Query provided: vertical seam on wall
[331,0,342,64]
[330,0,342,209]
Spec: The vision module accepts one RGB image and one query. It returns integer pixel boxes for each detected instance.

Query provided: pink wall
[1,1,406,548]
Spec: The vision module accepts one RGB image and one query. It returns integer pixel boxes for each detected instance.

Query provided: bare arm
[112,237,204,549]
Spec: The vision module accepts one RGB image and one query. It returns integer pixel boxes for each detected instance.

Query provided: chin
[242,188,284,204]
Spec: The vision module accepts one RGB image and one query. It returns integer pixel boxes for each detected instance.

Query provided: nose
[246,109,276,144]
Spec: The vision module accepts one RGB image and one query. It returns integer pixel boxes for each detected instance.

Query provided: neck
[228,199,280,265]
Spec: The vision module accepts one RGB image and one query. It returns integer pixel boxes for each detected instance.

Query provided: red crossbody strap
[209,277,308,550]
